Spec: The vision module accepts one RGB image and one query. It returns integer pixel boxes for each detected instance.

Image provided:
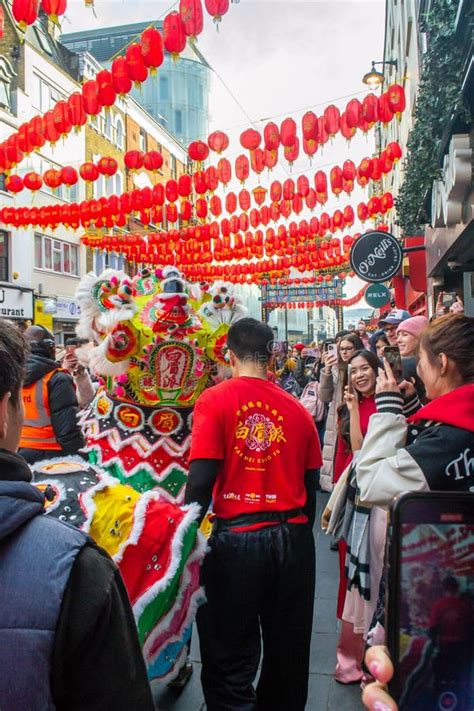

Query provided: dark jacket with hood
[355,383,474,506]
[22,353,85,455]
[0,449,155,711]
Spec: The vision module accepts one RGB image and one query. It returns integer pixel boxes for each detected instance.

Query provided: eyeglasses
[339,346,355,352]
[384,325,397,332]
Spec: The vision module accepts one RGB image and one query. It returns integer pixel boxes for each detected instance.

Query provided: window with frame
[139,129,147,152]
[0,231,9,282]
[159,76,169,101]
[34,233,79,276]
[0,56,15,112]
[116,118,124,149]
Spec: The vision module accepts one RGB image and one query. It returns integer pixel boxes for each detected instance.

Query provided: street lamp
[362,60,398,89]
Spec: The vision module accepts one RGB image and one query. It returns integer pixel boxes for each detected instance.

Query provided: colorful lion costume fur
[32,267,245,681]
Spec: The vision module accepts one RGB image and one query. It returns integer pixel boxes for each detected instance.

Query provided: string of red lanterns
[263,285,368,310]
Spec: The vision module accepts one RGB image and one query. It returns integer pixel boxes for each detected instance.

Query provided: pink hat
[396,316,429,339]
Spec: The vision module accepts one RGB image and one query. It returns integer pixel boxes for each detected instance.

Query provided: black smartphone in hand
[384,345,403,383]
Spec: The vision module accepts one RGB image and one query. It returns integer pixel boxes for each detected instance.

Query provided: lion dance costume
[32,266,245,681]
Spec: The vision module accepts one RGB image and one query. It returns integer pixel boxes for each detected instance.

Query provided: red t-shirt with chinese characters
[189,376,322,521]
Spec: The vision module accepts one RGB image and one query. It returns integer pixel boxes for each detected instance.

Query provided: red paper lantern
[41,0,66,24]
[96,69,116,108]
[80,162,99,183]
[270,181,282,203]
[178,174,192,197]
[188,140,209,163]
[143,150,163,172]
[180,199,193,222]
[166,202,179,223]
[225,192,237,214]
[305,188,317,210]
[297,175,310,198]
[264,122,280,152]
[12,0,39,31]
[193,170,207,194]
[367,196,381,216]
[205,165,219,192]
[252,186,267,206]
[125,150,144,172]
[43,168,61,190]
[210,195,222,217]
[111,57,133,96]
[60,166,78,187]
[98,157,118,177]
[239,189,251,212]
[283,179,295,201]
[385,141,402,163]
[27,116,45,151]
[204,0,229,23]
[361,94,378,126]
[251,147,265,174]
[343,205,354,226]
[5,174,24,194]
[82,80,101,116]
[358,157,373,179]
[163,11,187,59]
[387,83,406,115]
[317,116,329,146]
[302,111,318,141]
[323,105,340,137]
[259,147,276,170]
[377,92,394,124]
[340,112,356,141]
[240,128,261,152]
[303,138,318,159]
[43,110,60,143]
[379,151,393,174]
[371,157,383,181]
[67,93,87,129]
[342,160,356,182]
[381,192,394,213]
[284,138,299,165]
[179,0,204,38]
[23,171,43,192]
[208,130,229,154]
[345,98,361,129]
[125,44,149,85]
[140,26,164,71]
[280,118,297,148]
[217,157,231,185]
[166,180,179,203]
[357,202,369,222]
[314,170,327,195]
[235,155,249,183]
[53,100,72,137]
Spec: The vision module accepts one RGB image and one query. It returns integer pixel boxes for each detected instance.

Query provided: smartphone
[442,292,457,308]
[386,492,474,711]
[384,345,403,383]
[325,339,337,359]
[347,363,354,394]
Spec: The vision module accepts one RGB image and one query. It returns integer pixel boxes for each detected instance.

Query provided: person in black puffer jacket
[19,326,85,464]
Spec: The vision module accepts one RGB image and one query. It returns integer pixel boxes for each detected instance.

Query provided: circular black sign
[350,230,403,283]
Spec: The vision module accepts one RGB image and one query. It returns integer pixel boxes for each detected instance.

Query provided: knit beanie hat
[396,316,429,339]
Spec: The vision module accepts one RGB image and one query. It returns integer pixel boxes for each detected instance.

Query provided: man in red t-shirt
[186,318,322,711]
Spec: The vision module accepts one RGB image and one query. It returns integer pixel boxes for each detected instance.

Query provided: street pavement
[152,493,364,710]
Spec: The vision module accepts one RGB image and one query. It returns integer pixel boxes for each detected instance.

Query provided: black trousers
[197,523,315,711]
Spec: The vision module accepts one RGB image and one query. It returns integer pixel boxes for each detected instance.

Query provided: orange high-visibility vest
[19,369,64,451]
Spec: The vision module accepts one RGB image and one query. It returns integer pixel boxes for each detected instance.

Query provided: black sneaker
[167,662,193,690]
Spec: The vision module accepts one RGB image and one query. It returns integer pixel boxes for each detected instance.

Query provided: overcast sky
[64,1,386,297]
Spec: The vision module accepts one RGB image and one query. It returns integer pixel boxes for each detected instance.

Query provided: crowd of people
[0,293,472,710]
[273,304,473,710]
